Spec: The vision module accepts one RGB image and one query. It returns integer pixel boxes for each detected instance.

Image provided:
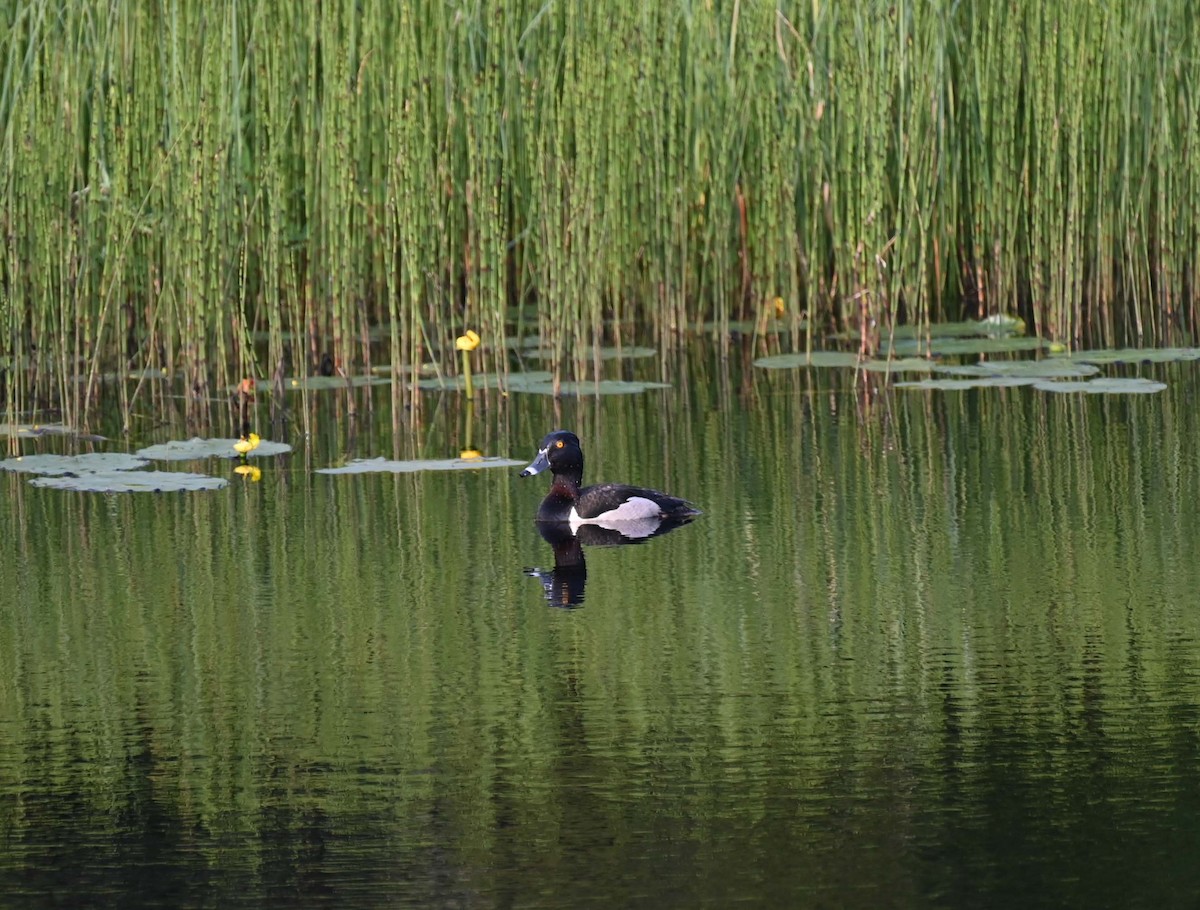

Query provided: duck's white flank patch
[568,496,662,531]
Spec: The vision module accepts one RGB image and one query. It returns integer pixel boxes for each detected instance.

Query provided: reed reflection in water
[2,360,1200,907]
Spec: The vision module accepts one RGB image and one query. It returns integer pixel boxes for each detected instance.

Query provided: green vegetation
[3,0,1200,423]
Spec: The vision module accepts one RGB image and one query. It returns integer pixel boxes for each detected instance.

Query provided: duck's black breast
[575,483,699,522]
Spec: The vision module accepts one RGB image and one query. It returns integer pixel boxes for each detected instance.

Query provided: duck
[520,430,700,528]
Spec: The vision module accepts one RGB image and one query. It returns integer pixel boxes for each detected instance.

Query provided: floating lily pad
[890,316,1026,339]
[1053,347,1200,365]
[368,363,424,376]
[887,337,1048,356]
[280,374,391,390]
[75,368,171,383]
[1033,377,1167,395]
[29,470,227,493]
[227,372,392,392]
[416,371,554,392]
[975,313,1027,333]
[136,437,293,461]
[895,377,1036,390]
[0,452,149,475]
[316,455,526,475]
[527,346,658,361]
[933,360,1100,379]
[0,423,96,439]
[509,380,673,396]
[755,352,940,372]
[753,351,864,369]
[856,357,936,374]
[128,367,172,380]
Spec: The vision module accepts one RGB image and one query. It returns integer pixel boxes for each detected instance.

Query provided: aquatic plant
[456,331,481,401]
[3,0,1200,422]
[234,464,263,482]
[28,471,229,493]
[234,433,262,457]
[136,437,293,461]
[0,452,148,475]
[316,455,525,474]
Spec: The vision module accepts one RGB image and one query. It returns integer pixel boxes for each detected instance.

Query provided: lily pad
[0,452,149,475]
[368,363,424,376]
[29,470,227,493]
[753,351,864,369]
[1053,347,1200,365]
[280,375,391,390]
[933,361,1100,379]
[527,346,658,361]
[887,337,1048,356]
[975,313,1027,333]
[890,316,1026,339]
[895,377,1036,390]
[509,379,673,396]
[0,423,98,439]
[316,456,526,475]
[128,367,172,380]
[75,368,172,383]
[1033,377,1167,395]
[136,437,293,461]
[416,371,554,392]
[856,357,936,374]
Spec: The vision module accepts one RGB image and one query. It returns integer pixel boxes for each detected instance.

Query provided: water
[3,351,1200,908]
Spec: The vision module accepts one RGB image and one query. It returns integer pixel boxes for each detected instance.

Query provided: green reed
[3,0,1200,423]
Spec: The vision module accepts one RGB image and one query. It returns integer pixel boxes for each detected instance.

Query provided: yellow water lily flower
[234,464,262,482]
[234,433,261,455]
[455,330,481,352]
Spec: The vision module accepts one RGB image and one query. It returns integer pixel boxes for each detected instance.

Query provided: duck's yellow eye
[555,440,564,448]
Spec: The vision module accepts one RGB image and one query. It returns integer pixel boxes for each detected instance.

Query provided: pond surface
[3,348,1200,908]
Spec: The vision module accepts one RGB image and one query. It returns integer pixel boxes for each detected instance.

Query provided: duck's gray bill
[520,449,550,477]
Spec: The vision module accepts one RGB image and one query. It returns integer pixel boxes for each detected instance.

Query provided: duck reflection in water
[525,517,697,607]
[520,429,701,607]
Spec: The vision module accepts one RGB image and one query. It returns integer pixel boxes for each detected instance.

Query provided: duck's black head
[519,429,583,481]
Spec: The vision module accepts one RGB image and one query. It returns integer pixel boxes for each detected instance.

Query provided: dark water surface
[3,350,1200,908]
